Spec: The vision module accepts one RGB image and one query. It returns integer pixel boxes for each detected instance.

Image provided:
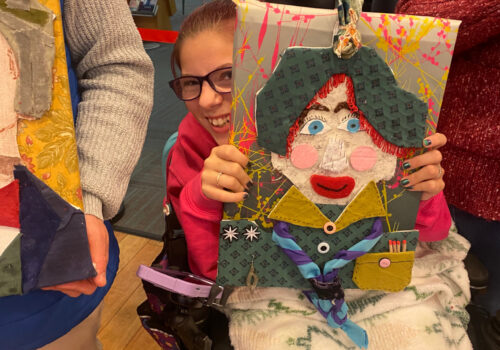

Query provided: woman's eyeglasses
[169,67,232,101]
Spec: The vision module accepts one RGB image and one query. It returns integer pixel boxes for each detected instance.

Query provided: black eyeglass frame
[169,66,233,101]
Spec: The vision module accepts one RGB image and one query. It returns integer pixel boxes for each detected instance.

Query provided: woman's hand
[201,144,252,202]
[400,133,446,201]
[42,215,109,297]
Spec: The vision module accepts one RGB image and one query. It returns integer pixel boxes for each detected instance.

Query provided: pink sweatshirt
[167,112,452,281]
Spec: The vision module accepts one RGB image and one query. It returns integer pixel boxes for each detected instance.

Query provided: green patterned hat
[255,46,427,156]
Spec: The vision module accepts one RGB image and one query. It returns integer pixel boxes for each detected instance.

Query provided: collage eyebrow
[308,103,330,112]
[333,101,350,113]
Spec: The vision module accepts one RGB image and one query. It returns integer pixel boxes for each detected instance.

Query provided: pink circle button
[379,258,391,268]
[350,146,377,172]
[290,143,318,169]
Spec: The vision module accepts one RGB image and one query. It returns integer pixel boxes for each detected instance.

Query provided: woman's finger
[202,184,248,203]
[403,149,442,170]
[402,163,444,186]
[217,161,252,190]
[407,178,445,201]
[212,144,249,168]
[423,132,447,149]
[212,170,247,193]
[205,145,252,188]
[204,152,252,190]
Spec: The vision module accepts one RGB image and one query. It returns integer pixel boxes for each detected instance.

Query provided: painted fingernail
[400,179,410,186]
[402,162,411,170]
[243,193,249,199]
[423,139,432,147]
[246,181,254,188]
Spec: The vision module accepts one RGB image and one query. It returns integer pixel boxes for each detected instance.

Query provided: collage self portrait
[217,0,459,296]
[0,0,94,297]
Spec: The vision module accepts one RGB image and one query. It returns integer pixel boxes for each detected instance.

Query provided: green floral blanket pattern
[224,226,472,349]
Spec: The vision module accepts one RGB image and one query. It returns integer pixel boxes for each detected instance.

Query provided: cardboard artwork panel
[0,0,94,296]
[217,0,460,291]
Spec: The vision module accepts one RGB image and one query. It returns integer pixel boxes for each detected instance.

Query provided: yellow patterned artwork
[0,0,94,297]
[16,0,83,209]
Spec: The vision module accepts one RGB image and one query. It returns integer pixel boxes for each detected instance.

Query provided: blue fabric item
[36,208,95,288]
[14,166,96,290]
[273,218,383,348]
[339,320,368,349]
[0,221,119,350]
[305,292,368,349]
[15,166,61,293]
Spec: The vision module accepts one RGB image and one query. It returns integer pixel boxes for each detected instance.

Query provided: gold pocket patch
[352,251,415,292]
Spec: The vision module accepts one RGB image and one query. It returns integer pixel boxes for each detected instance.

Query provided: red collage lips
[310,175,355,199]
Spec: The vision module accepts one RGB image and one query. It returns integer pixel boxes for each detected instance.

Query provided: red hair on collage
[286,73,411,158]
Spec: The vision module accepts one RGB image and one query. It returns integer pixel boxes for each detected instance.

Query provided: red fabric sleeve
[415,191,451,241]
[173,173,221,280]
[396,0,500,54]
[166,113,220,280]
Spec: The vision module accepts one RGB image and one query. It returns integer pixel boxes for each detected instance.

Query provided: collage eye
[338,117,361,133]
[300,119,330,135]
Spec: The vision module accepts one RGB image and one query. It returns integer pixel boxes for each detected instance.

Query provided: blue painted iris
[347,118,360,133]
[301,119,329,135]
[338,117,361,133]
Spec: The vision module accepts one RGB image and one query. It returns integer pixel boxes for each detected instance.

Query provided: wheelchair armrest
[464,251,489,290]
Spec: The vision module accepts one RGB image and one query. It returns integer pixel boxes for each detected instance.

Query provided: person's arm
[415,191,451,241]
[43,0,153,296]
[396,0,500,54]
[400,133,451,240]
[64,0,154,220]
[169,171,222,281]
[167,142,251,280]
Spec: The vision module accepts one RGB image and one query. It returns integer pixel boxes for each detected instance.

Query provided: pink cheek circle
[350,146,377,171]
[290,143,318,169]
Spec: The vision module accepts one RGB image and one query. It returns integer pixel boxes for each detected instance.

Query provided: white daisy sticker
[243,225,260,241]
[222,225,239,242]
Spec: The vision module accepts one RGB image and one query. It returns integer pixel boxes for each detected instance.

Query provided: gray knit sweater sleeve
[62,0,154,220]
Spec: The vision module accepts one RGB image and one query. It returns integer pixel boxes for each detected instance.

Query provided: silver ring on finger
[216,171,223,187]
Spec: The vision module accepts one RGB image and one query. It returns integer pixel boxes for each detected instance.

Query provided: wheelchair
[136,132,233,350]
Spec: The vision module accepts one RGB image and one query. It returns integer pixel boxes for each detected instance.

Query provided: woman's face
[179,28,233,146]
[272,80,397,205]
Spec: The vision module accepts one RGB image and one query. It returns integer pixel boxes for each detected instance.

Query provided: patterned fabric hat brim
[255,46,427,156]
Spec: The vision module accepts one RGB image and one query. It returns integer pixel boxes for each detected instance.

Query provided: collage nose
[319,137,348,173]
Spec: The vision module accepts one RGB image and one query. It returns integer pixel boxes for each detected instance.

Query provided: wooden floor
[98,231,163,349]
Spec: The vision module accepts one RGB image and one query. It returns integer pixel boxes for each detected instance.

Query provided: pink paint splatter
[422,53,439,66]
[360,12,372,23]
[271,35,280,70]
[258,7,269,50]
[240,33,250,62]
